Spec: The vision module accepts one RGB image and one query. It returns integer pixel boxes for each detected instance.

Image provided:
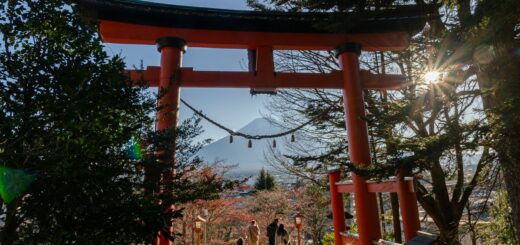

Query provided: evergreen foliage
[321,232,335,245]
[481,189,519,244]
[0,1,233,243]
[254,168,276,191]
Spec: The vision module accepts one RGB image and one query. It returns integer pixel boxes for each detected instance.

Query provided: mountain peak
[238,117,280,135]
[197,117,285,174]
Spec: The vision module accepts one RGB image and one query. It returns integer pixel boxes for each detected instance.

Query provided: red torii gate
[77,1,434,244]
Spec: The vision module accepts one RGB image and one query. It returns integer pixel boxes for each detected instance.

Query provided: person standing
[266,218,279,245]
[275,224,289,245]
[247,220,260,245]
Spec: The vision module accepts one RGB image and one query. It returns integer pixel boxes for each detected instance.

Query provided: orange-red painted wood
[336,183,356,193]
[128,66,160,87]
[126,68,405,90]
[339,51,382,244]
[336,180,414,193]
[397,174,421,242]
[156,46,183,245]
[255,47,275,81]
[328,170,347,245]
[156,48,181,131]
[100,21,410,51]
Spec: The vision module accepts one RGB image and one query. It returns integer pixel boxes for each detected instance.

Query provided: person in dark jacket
[275,224,289,245]
[266,218,279,245]
[236,237,244,245]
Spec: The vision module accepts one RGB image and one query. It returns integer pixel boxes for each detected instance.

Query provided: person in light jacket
[247,220,260,245]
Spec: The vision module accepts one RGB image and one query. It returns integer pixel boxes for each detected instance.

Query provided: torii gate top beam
[75,0,436,51]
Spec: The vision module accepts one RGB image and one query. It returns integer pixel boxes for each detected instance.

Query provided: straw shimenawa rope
[180,98,331,140]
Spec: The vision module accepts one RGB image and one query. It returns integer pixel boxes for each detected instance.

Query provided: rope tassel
[248,139,252,148]
[229,135,234,144]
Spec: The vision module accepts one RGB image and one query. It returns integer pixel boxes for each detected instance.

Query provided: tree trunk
[466,203,477,245]
[182,221,187,245]
[417,184,470,245]
[502,156,520,240]
[477,64,520,241]
[0,204,18,245]
[390,193,402,243]
[378,193,386,235]
[311,229,317,245]
[471,1,520,239]
[440,226,461,245]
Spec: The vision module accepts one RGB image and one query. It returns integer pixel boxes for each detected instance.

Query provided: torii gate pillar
[156,37,185,130]
[155,37,186,245]
[329,170,347,244]
[335,43,382,244]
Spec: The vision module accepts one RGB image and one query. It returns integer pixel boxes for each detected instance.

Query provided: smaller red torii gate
[329,171,420,244]
[76,1,435,244]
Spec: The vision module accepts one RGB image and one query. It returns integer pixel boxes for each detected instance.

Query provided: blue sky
[104,0,270,142]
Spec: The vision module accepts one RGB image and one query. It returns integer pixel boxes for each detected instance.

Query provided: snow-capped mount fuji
[196,118,289,174]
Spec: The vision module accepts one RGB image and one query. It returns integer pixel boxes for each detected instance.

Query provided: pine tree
[254,168,276,191]
[481,189,519,244]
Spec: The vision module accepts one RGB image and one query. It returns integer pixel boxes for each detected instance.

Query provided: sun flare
[424,71,442,84]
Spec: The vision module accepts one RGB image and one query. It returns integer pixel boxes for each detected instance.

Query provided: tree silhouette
[254,168,276,191]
